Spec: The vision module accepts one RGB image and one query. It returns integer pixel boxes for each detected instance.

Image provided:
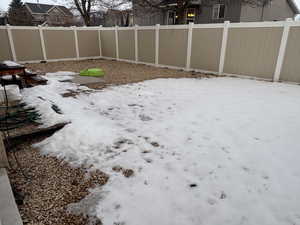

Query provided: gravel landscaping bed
[26,59,210,86]
[7,138,109,225]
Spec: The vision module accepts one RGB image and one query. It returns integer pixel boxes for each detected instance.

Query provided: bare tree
[62,0,130,26]
[7,0,32,25]
[72,0,94,26]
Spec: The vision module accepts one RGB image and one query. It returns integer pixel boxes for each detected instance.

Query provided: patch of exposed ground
[26,59,213,88]
[7,137,109,225]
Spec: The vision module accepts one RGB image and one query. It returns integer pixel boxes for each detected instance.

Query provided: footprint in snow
[207,197,217,205]
[242,166,251,172]
[139,114,153,121]
[144,158,153,163]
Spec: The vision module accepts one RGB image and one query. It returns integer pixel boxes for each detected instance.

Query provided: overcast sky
[0,0,300,14]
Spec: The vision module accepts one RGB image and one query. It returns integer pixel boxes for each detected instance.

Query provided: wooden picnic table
[0,63,47,88]
[0,64,26,89]
[0,64,26,77]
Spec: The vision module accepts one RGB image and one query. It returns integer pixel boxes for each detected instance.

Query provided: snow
[2,61,21,67]
[0,85,22,103]
[22,73,300,225]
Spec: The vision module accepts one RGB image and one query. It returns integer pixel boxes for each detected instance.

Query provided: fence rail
[1,19,300,83]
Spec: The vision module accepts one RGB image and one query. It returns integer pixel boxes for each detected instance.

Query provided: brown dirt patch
[25,59,213,87]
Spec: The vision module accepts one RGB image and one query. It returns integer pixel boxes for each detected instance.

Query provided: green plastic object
[80,68,105,77]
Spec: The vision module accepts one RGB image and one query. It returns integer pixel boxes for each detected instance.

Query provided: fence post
[218,20,230,75]
[115,26,119,60]
[0,134,9,168]
[134,24,139,63]
[273,18,292,82]
[155,24,160,66]
[6,24,17,62]
[98,25,102,57]
[73,26,80,60]
[185,22,194,71]
[38,25,47,61]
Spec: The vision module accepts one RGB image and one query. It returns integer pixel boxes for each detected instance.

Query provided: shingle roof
[25,2,73,16]
[287,0,300,14]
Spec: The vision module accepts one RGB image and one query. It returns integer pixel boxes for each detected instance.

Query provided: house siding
[240,3,263,22]
[240,0,295,22]
[132,0,165,26]
[197,0,242,24]
[132,0,296,25]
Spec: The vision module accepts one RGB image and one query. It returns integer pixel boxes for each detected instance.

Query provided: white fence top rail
[1,20,300,30]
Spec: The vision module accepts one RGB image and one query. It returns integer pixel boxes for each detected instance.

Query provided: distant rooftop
[25,2,73,16]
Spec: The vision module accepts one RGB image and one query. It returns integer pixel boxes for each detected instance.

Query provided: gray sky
[0,0,300,14]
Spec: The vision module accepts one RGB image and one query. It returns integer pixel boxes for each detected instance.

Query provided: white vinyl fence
[1,19,300,83]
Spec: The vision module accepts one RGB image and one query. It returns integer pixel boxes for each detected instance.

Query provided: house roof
[25,2,73,16]
[287,0,300,14]
[159,0,300,14]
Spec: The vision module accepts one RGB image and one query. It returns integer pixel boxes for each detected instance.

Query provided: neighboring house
[22,2,74,26]
[133,0,300,25]
[0,11,8,25]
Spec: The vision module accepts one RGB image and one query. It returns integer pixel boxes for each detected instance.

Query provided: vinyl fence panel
[280,27,300,83]
[159,29,188,68]
[190,28,223,72]
[0,29,12,61]
[77,30,100,58]
[43,29,77,60]
[137,29,155,64]
[118,30,135,61]
[100,30,116,58]
[224,27,283,79]
[12,29,43,61]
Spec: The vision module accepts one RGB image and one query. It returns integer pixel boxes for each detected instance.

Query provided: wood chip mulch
[7,137,109,225]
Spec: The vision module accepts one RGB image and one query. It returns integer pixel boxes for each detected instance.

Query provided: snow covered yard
[22,72,300,225]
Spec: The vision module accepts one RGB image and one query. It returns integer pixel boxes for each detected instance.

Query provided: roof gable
[24,2,73,16]
[25,3,52,14]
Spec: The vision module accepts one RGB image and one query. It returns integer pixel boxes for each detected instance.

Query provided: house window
[186,8,195,24]
[212,4,225,19]
[167,10,176,25]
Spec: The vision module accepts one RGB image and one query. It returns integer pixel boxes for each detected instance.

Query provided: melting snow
[22,73,300,225]
[3,60,22,67]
